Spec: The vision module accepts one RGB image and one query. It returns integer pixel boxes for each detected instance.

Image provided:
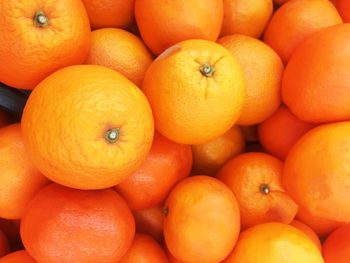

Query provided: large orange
[323,224,350,263]
[258,105,315,160]
[282,24,350,123]
[163,176,240,263]
[0,230,9,259]
[82,0,134,29]
[264,0,342,64]
[115,132,192,210]
[223,223,324,263]
[217,152,298,229]
[218,34,283,125]
[134,0,223,55]
[21,184,135,263]
[0,124,49,219]
[283,122,350,222]
[290,220,322,252]
[142,39,246,145]
[132,205,164,243]
[337,0,350,21]
[21,65,154,190]
[0,251,36,263]
[221,0,273,38]
[84,28,153,87]
[0,0,91,90]
[192,125,245,176]
[120,234,169,263]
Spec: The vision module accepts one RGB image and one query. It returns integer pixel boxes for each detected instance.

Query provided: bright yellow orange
[290,220,322,252]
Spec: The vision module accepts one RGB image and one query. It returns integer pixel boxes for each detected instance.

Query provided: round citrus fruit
[21,184,135,263]
[85,28,153,87]
[142,39,246,145]
[0,124,49,219]
[0,0,91,89]
[0,250,36,263]
[21,65,154,190]
[135,0,223,55]
[323,224,350,263]
[217,152,298,229]
[163,176,240,263]
[218,34,283,125]
[290,220,322,252]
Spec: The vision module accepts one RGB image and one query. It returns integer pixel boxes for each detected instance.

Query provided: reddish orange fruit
[21,184,135,263]
[337,0,350,22]
[258,105,316,160]
[223,223,324,263]
[217,152,298,229]
[85,28,153,87]
[135,0,223,55]
[0,250,36,263]
[323,224,350,263]
[164,176,240,263]
[0,0,91,90]
[120,234,169,263]
[290,220,322,252]
[192,125,245,176]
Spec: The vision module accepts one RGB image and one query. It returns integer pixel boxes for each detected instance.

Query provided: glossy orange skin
[21,65,154,190]
[218,34,283,125]
[0,251,36,263]
[223,223,324,263]
[323,224,350,263]
[135,0,223,55]
[120,234,169,263]
[116,132,192,210]
[264,0,342,65]
[82,0,134,29]
[164,176,240,263]
[258,105,315,160]
[132,205,164,243]
[0,110,14,128]
[192,126,245,176]
[221,0,273,38]
[290,220,322,252]
[0,230,9,259]
[337,0,350,22]
[0,0,91,90]
[21,184,135,263]
[0,124,49,219]
[282,24,350,123]
[143,39,246,145]
[85,28,153,87]
[283,122,350,222]
[217,153,298,229]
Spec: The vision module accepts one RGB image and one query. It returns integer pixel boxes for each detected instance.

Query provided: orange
[223,223,324,263]
[283,121,350,222]
[163,176,240,263]
[296,205,345,237]
[264,0,342,65]
[290,220,322,252]
[221,0,273,38]
[81,0,134,29]
[120,234,168,263]
[218,34,283,125]
[0,0,91,90]
[21,184,135,263]
[0,124,49,219]
[282,24,350,123]
[0,229,9,259]
[0,251,36,263]
[134,0,223,55]
[258,105,315,160]
[192,125,245,176]
[132,205,164,243]
[337,0,350,22]
[323,224,350,263]
[0,219,21,251]
[142,39,246,145]
[0,110,14,128]
[217,152,298,229]
[116,132,192,210]
[84,28,153,87]
[21,65,154,190]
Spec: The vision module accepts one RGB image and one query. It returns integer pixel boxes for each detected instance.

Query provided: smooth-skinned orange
[21,65,154,190]
[0,251,36,263]
[142,39,246,145]
[290,220,322,252]
[0,0,91,90]
[163,176,240,263]
[323,224,350,263]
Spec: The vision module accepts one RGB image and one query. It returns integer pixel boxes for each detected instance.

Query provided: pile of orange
[0,0,349,262]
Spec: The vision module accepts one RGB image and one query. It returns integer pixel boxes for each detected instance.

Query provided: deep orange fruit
[323,224,350,263]
[337,0,350,22]
[0,250,36,263]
